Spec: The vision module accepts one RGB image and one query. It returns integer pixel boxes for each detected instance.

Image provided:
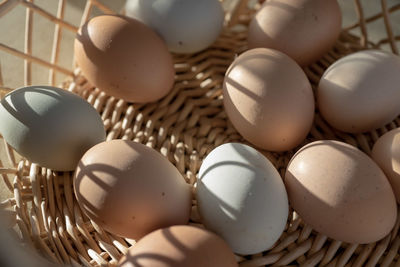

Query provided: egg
[285,140,397,244]
[196,143,288,255]
[125,0,224,54]
[74,15,174,103]
[318,50,400,133]
[372,128,400,203]
[118,225,238,267]
[248,0,341,66]
[223,48,314,151]
[0,86,105,171]
[74,140,191,239]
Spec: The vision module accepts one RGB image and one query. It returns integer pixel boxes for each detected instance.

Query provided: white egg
[196,143,288,255]
[0,86,106,171]
[125,0,224,54]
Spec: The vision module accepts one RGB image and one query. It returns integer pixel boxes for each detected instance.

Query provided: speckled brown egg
[118,225,238,267]
[223,48,314,152]
[372,128,400,203]
[74,15,175,103]
[248,0,342,66]
[74,140,191,240]
[285,140,397,244]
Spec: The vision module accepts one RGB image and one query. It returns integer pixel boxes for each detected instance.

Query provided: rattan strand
[1,0,400,266]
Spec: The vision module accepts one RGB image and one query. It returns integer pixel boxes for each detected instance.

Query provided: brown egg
[118,225,238,267]
[285,140,397,244]
[74,15,175,103]
[74,140,191,240]
[372,128,400,203]
[318,50,400,133]
[248,0,341,66]
[223,48,314,151]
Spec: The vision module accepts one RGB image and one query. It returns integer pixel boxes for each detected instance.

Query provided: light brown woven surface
[1,0,400,266]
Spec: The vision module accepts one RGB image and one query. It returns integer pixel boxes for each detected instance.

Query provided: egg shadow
[247,1,301,53]
[197,160,250,221]
[75,17,110,66]
[1,86,64,127]
[74,161,116,214]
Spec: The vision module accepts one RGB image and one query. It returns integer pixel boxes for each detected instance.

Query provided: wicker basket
[1,0,400,266]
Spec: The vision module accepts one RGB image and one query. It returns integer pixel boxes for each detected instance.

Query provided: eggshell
[223,48,314,151]
[285,140,397,244]
[118,225,238,267]
[0,86,105,171]
[125,0,224,54]
[74,15,174,103]
[248,0,341,66]
[372,128,400,203]
[318,50,400,133]
[196,143,288,255]
[74,140,191,239]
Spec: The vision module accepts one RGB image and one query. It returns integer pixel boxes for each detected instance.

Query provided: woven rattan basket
[1,0,400,266]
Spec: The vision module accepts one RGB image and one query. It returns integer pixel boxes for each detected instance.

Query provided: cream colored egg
[318,50,400,133]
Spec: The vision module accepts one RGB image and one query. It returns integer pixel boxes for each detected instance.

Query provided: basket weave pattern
[1,0,400,266]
